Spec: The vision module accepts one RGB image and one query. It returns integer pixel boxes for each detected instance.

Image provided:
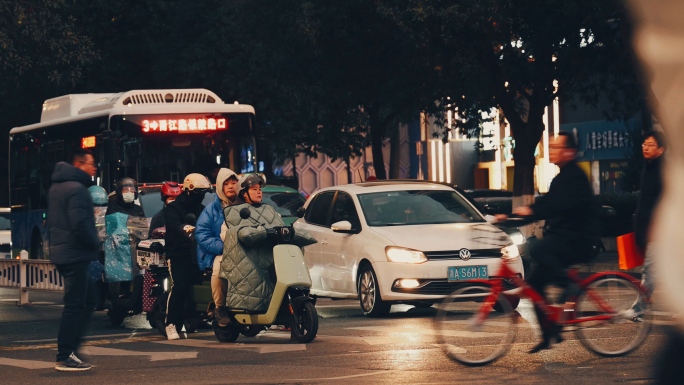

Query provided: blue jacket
[195,167,239,270]
[195,195,225,270]
[47,162,100,265]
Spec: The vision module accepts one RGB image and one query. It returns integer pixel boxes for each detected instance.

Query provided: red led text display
[141,118,227,134]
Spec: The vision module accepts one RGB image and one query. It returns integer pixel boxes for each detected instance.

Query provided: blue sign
[560,119,637,161]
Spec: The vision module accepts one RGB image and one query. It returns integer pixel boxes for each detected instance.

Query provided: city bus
[8,88,257,259]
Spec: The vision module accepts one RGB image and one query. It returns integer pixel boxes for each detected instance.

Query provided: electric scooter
[213,207,319,343]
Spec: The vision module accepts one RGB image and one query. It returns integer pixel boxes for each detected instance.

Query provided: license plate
[448,265,488,281]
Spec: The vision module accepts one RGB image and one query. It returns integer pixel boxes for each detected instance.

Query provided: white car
[294,181,524,317]
[0,208,11,259]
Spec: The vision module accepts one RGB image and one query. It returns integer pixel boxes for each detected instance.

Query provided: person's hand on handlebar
[493,206,533,223]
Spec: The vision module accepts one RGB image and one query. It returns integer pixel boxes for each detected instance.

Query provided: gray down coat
[220,202,316,312]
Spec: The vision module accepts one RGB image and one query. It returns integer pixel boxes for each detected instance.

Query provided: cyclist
[497,132,599,353]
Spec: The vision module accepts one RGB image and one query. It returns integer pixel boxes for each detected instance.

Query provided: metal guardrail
[0,253,64,305]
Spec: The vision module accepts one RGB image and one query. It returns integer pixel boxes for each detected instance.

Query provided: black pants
[528,234,595,336]
[55,261,97,362]
[165,257,194,326]
[528,234,595,301]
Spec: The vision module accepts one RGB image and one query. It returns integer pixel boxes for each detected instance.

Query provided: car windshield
[262,192,306,219]
[358,190,485,226]
[0,213,10,230]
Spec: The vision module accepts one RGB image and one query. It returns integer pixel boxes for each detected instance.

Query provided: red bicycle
[434,255,652,366]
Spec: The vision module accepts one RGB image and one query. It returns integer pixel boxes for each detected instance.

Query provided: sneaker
[55,353,91,372]
[166,324,180,340]
[620,308,643,322]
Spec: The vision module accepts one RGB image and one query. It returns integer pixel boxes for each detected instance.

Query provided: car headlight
[508,231,525,246]
[501,244,520,260]
[385,246,427,264]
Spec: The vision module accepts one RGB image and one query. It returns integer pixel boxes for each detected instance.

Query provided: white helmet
[182,173,211,191]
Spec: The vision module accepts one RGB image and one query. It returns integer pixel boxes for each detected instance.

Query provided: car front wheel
[358,265,391,317]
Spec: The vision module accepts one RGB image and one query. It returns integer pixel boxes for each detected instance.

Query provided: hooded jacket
[195,168,239,270]
[47,162,101,264]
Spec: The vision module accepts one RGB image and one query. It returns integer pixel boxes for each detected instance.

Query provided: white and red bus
[9,88,257,259]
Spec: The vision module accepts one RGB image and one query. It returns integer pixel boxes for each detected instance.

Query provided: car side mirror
[296,206,306,218]
[331,220,358,234]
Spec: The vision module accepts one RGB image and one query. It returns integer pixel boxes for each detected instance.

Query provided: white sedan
[294,181,524,317]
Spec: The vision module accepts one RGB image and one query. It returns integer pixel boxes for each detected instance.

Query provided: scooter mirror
[239,207,252,219]
[296,206,306,218]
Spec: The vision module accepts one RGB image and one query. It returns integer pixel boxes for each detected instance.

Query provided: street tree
[0,0,98,206]
[381,0,645,201]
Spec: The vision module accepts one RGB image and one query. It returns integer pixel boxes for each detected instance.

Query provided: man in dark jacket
[624,130,665,320]
[48,149,101,371]
[164,173,210,340]
[502,132,599,353]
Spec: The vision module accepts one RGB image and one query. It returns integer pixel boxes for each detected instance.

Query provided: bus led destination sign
[141,117,227,133]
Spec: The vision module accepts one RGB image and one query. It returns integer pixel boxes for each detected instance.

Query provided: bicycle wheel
[435,286,516,366]
[575,276,652,356]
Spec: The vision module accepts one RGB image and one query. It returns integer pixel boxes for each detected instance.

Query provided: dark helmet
[160,181,182,202]
[238,173,264,198]
[115,177,138,201]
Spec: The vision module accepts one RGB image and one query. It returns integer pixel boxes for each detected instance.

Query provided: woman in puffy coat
[220,174,315,313]
[195,168,241,323]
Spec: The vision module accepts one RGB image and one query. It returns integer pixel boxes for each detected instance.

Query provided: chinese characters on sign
[141,118,227,133]
[586,130,631,150]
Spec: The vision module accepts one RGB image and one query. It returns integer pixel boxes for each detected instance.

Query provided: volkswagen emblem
[458,248,472,261]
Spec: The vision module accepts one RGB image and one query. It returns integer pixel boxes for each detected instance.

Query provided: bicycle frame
[470,258,649,327]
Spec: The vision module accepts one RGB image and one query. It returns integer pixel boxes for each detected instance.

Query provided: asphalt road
[0,287,674,385]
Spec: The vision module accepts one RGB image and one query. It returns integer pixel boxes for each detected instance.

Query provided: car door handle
[320,240,328,245]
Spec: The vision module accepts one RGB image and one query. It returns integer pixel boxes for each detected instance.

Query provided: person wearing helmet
[237,173,264,205]
[148,182,182,237]
[194,168,242,326]
[106,177,145,217]
[219,174,316,314]
[163,173,210,340]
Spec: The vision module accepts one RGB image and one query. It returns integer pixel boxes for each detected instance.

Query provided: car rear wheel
[358,265,391,317]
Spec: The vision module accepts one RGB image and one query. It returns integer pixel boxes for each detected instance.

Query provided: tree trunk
[291,153,299,190]
[389,131,401,179]
[369,113,387,180]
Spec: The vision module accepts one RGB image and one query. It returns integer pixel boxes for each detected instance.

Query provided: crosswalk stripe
[82,346,197,361]
[155,337,307,353]
[0,357,55,370]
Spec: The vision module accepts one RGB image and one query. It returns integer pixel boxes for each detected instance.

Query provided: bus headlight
[501,244,520,260]
[385,247,427,264]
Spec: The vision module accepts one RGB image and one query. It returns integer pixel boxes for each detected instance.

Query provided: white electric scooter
[214,208,319,343]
